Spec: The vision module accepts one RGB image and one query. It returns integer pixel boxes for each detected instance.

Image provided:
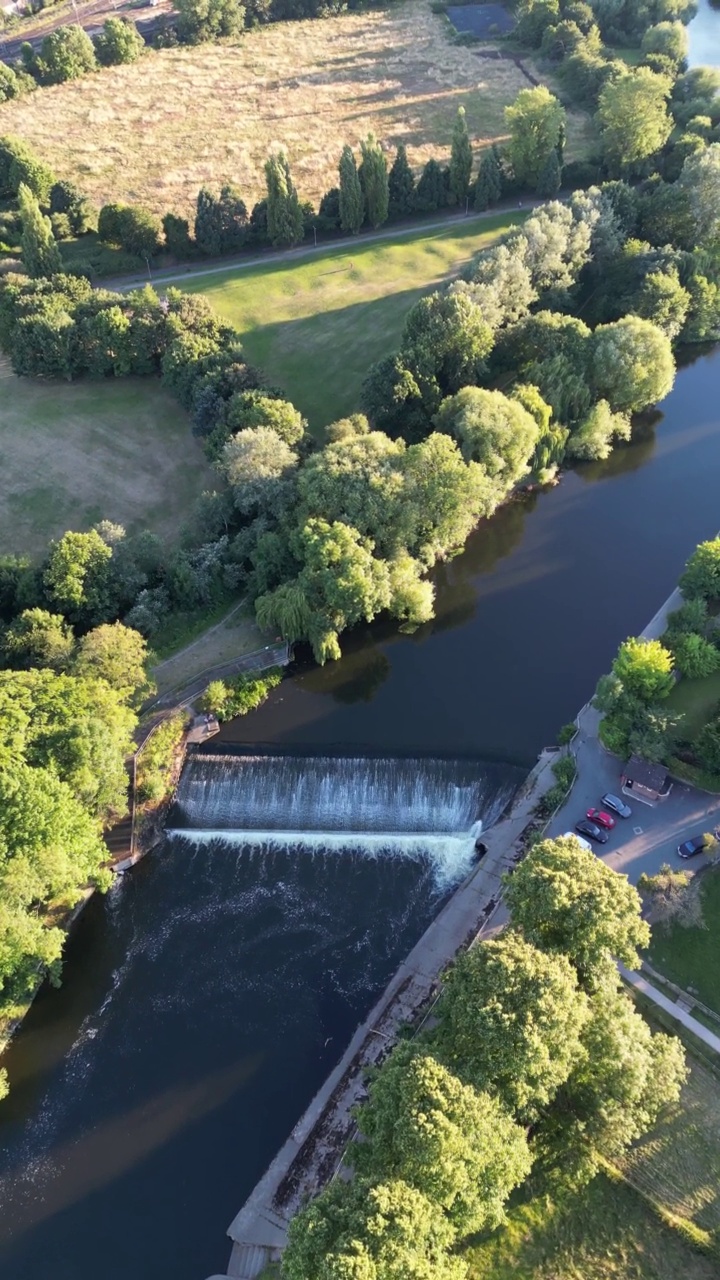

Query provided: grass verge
[666,669,720,738]
[0,360,214,558]
[151,598,266,694]
[463,1169,719,1280]
[0,2,591,218]
[187,212,524,427]
[647,865,720,1016]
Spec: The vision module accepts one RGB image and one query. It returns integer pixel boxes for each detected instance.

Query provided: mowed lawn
[0,362,214,558]
[0,1,592,219]
[464,1170,719,1280]
[186,212,524,428]
[648,866,720,1015]
[666,669,720,738]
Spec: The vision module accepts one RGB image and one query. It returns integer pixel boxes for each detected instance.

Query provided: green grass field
[667,670,720,738]
[0,362,214,558]
[184,213,523,429]
[464,1170,718,1280]
[648,867,720,1015]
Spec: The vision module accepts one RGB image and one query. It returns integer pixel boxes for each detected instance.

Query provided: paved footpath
[619,964,720,1053]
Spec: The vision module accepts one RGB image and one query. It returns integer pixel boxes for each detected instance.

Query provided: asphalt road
[548,702,720,885]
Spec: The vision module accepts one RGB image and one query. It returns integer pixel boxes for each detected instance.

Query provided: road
[102,200,539,293]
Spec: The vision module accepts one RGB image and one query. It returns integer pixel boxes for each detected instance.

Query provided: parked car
[677,834,710,859]
[587,808,616,830]
[562,830,592,852]
[575,818,609,844]
[601,793,632,818]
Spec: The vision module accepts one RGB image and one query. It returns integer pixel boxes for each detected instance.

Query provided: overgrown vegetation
[200,666,282,720]
[136,712,188,803]
[282,835,686,1278]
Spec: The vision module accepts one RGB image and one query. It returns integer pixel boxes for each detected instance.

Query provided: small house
[621,755,672,804]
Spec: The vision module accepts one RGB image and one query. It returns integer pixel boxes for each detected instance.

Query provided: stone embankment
[207,748,562,1280]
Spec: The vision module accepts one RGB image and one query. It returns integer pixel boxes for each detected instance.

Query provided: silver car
[602,792,632,819]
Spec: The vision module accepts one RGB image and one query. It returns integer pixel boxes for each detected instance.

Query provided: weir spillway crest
[166,752,522,889]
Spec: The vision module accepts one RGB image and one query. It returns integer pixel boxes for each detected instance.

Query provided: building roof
[623,755,669,791]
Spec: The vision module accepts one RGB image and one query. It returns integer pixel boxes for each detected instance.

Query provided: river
[689,0,720,67]
[2,345,720,1280]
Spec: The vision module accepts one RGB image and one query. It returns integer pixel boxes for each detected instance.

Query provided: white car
[562,830,592,852]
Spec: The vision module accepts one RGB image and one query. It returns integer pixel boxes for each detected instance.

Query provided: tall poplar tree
[449,105,473,205]
[338,144,363,234]
[360,133,389,229]
[388,144,416,219]
[18,182,62,278]
[264,151,304,248]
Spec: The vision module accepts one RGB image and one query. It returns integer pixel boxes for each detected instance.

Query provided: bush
[552,754,577,788]
[136,713,188,803]
[98,202,162,256]
[557,722,576,746]
[93,17,145,66]
[200,667,282,721]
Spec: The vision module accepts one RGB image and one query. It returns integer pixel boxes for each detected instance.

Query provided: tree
[565,400,630,461]
[360,133,389,229]
[297,430,407,556]
[338,144,363,235]
[93,16,145,65]
[402,433,498,566]
[680,539,720,601]
[449,106,473,206]
[633,268,690,340]
[388,144,416,219]
[43,529,114,626]
[539,976,686,1178]
[638,863,699,928]
[0,65,23,104]
[17,183,62,279]
[264,151,304,248]
[597,68,673,174]
[163,212,193,258]
[351,1047,532,1235]
[670,631,719,679]
[175,0,245,41]
[678,144,720,247]
[73,622,154,705]
[435,386,539,488]
[193,184,248,255]
[641,20,688,67]
[283,1178,465,1280]
[38,25,97,83]
[415,158,447,213]
[401,289,495,406]
[3,608,74,672]
[226,392,305,445]
[221,426,298,518]
[536,148,561,198]
[504,86,565,190]
[505,836,650,988]
[612,636,675,702]
[473,148,502,211]
[436,932,589,1120]
[49,180,94,235]
[591,316,675,414]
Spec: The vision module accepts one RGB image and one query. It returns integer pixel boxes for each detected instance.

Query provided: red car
[586,808,616,830]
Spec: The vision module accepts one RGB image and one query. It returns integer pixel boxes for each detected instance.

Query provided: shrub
[94,17,145,66]
[136,713,188,803]
[200,667,282,721]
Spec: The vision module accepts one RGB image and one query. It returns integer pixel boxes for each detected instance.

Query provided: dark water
[1,347,720,1280]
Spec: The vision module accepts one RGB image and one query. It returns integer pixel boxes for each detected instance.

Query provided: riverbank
[208,747,562,1280]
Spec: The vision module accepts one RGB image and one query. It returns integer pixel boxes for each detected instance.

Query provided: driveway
[548,703,720,884]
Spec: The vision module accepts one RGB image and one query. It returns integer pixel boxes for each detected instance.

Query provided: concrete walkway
[208,749,560,1280]
[619,965,720,1054]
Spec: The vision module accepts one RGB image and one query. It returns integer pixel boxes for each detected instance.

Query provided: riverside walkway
[207,748,560,1280]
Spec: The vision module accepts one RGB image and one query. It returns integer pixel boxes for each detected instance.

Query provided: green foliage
[2,608,74,672]
[98,202,162,256]
[551,754,576,787]
[338,144,364,235]
[591,316,675,414]
[612,636,675,702]
[557,722,577,745]
[678,144,720,248]
[641,20,689,69]
[284,1177,465,1280]
[670,631,719,680]
[200,667,282,720]
[415,159,447,214]
[50,180,95,235]
[388,144,415,219]
[194,184,249,255]
[18,183,62,279]
[360,133,389,230]
[93,17,145,66]
[680,539,720,602]
[163,212,194,258]
[436,932,589,1120]
[264,151,304,248]
[175,0,246,42]
[221,426,299,518]
[227,392,305,444]
[505,836,650,989]
[0,135,55,203]
[473,148,502,211]
[43,529,114,626]
[598,69,673,174]
[536,148,561,199]
[73,622,155,705]
[449,106,473,206]
[504,87,566,190]
[566,400,631,461]
[351,1046,531,1235]
[35,25,97,84]
[435,386,539,488]
[136,712,187,803]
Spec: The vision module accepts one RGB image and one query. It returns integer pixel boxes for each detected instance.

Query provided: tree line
[281,834,686,1278]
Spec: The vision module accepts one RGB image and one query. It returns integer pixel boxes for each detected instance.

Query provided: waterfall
[167,753,523,889]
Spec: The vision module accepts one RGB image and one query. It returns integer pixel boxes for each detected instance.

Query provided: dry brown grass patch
[0,3,589,218]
